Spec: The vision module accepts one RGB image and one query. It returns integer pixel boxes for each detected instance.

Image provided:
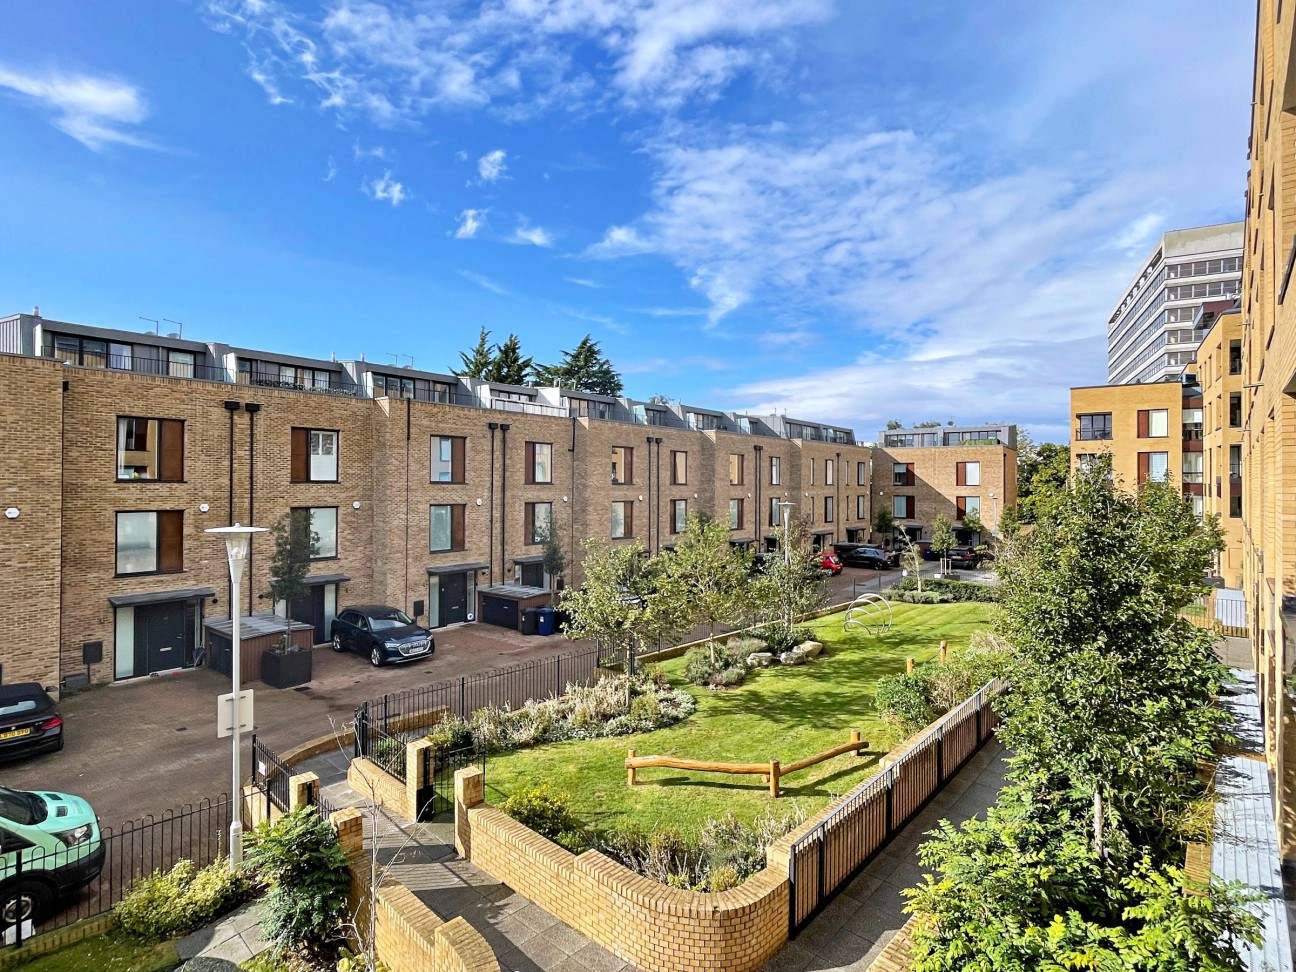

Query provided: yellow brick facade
[873,443,1017,541]
[1240,0,1296,860]
[1197,309,1246,583]
[1069,381,1187,490]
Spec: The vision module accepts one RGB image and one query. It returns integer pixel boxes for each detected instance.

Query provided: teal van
[0,786,104,926]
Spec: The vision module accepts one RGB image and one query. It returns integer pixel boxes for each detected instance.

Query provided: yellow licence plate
[0,728,31,741]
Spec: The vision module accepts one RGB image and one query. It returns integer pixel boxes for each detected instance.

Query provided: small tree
[873,507,895,543]
[961,505,984,543]
[539,518,566,607]
[266,512,318,650]
[453,326,494,378]
[898,532,924,594]
[751,513,827,640]
[930,513,955,574]
[657,514,752,664]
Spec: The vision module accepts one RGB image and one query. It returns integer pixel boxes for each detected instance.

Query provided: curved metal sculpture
[844,591,894,633]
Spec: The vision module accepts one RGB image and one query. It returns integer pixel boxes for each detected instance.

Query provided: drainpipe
[244,403,261,615]
[499,424,510,584]
[835,451,841,544]
[569,417,578,576]
[754,444,763,551]
[645,435,655,553]
[405,398,411,614]
[223,401,241,613]
[654,437,663,552]
[487,423,498,586]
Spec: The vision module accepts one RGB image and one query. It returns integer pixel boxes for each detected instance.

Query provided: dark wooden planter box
[262,648,313,689]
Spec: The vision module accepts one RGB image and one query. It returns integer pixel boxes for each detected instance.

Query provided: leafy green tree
[657,514,752,664]
[539,517,566,608]
[914,420,943,428]
[532,334,624,396]
[453,326,495,378]
[885,419,903,430]
[997,504,1020,542]
[873,506,895,541]
[751,513,827,639]
[561,540,685,674]
[649,394,671,405]
[483,333,533,385]
[930,513,955,571]
[961,505,983,539]
[266,512,318,649]
[1017,435,1071,524]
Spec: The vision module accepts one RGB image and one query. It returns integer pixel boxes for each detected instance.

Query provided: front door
[290,586,328,644]
[439,572,468,626]
[519,562,544,588]
[134,601,194,675]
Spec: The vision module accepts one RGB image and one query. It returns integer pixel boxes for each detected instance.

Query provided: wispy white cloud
[0,64,154,150]
[478,148,507,182]
[248,56,292,105]
[353,140,387,161]
[363,170,408,206]
[630,306,709,318]
[454,208,485,239]
[565,277,599,288]
[620,355,734,375]
[586,224,651,256]
[512,222,554,247]
[323,155,337,181]
[458,269,511,295]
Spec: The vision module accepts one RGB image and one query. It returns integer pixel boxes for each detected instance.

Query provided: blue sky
[0,1,1252,442]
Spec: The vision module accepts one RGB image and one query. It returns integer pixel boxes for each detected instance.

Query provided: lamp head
[205,523,268,582]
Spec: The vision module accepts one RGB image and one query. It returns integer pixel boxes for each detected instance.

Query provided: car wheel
[1,879,54,927]
[370,646,386,668]
[331,634,346,653]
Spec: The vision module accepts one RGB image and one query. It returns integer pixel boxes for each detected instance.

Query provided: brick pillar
[330,807,365,855]
[455,766,485,859]
[405,739,433,821]
[289,771,319,811]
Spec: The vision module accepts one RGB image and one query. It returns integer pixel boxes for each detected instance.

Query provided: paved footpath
[762,741,1008,972]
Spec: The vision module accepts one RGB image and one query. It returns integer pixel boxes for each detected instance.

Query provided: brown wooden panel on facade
[450,436,466,483]
[159,510,184,572]
[290,427,309,482]
[450,505,466,550]
[160,419,184,481]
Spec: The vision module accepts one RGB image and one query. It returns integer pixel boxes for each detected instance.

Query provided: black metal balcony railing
[52,351,232,383]
[238,371,363,397]
[1076,430,1113,441]
[490,398,567,418]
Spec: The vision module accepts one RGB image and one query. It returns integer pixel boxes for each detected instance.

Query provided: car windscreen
[367,610,414,630]
[0,699,39,718]
[0,787,44,826]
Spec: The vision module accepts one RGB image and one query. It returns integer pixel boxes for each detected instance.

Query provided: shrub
[875,671,937,735]
[369,735,407,777]
[425,715,473,757]
[244,807,351,957]
[725,636,765,657]
[500,787,587,848]
[892,577,999,603]
[683,644,748,689]
[115,858,249,941]
[756,625,815,655]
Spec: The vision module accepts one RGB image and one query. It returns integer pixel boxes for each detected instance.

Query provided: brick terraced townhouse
[0,311,1017,694]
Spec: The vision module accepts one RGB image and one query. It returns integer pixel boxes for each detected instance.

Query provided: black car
[944,547,983,569]
[331,606,435,667]
[840,546,894,570]
[0,684,64,762]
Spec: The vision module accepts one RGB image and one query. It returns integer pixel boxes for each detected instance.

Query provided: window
[43,333,108,368]
[293,506,338,558]
[116,417,184,481]
[823,496,834,522]
[1182,453,1203,484]
[856,495,866,519]
[729,498,743,529]
[856,461,866,486]
[769,497,782,528]
[809,461,816,485]
[1182,408,1203,441]
[611,446,634,485]
[168,351,195,379]
[1190,495,1204,519]
[1077,413,1112,441]
[115,511,183,575]
[956,496,981,520]
[893,462,913,486]
[527,442,553,484]
[729,454,744,486]
[1229,445,1242,478]
[1229,340,1242,375]
[770,456,782,485]
[525,502,552,545]
[671,450,687,485]
[429,505,466,552]
[430,435,466,483]
[671,499,687,534]
[372,373,415,399]
[1229,392,1242,428]
[611,501,633,539]
[894,495,914,519]
[1137,409,1169,438]
[1230,495,1242,518]
[1137,452,1169,484]
[824,459,834,485]
[686,412,719,431]
[955,461,980,487]
[291,428,339,482]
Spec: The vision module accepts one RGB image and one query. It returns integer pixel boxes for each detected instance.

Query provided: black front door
[290,586,327,644]
[439,572,468,626]
[519,562,544,588]
[135,601,194,675]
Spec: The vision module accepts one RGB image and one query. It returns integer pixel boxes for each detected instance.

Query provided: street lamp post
[206,523,266,868]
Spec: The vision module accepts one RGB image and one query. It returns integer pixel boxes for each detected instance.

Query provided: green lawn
[484,602,994,836]
[9,932,178,972]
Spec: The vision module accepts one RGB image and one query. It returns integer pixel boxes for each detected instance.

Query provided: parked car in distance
[0,685,63,763]
[943,547,984,570]
[331,606,435,667]
[0,785,104,927]
[814,552,844,575]
[840,546,894,570]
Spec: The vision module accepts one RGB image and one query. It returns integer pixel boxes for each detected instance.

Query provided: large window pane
[116,512,158,574]
[534,443,552,484]
[432,437,454,482]
[310,431,338,480]
[311,507,338,558]
[1147,409,1168,438]
[1147,452,1169,482]
[611,502,627,539]
[430,505,452,552]
[964,462,981,486]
